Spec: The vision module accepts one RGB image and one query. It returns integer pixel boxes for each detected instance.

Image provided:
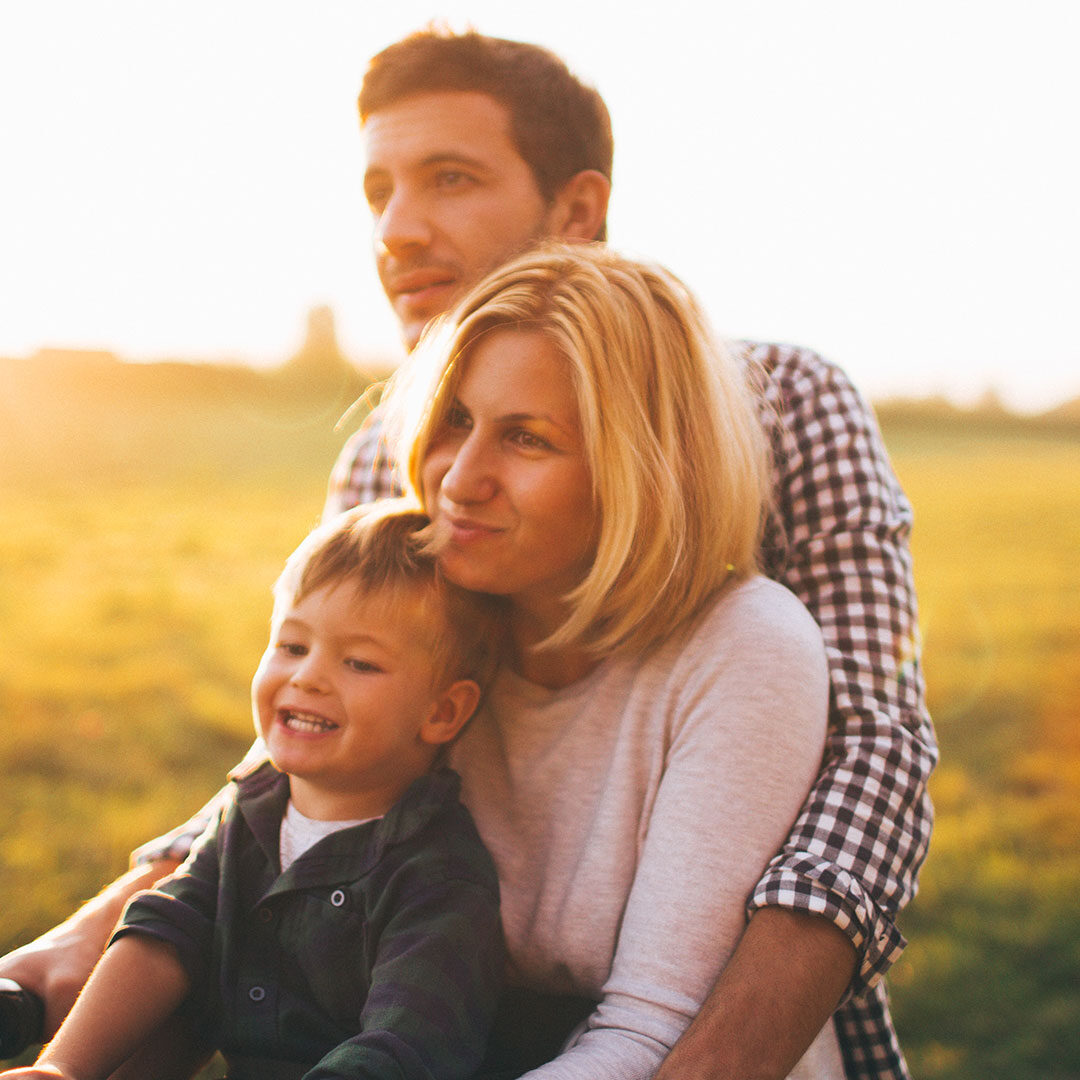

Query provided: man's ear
[546,169,611,242]
[420,679,482,747]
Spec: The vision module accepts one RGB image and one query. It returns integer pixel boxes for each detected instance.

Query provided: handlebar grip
[0,978,45,1059]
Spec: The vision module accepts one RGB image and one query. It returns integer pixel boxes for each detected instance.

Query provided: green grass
[885,422,1080,1079]
[2,360,1078,1077]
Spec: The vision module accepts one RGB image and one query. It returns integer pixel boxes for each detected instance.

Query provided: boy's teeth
[284,711,335,733]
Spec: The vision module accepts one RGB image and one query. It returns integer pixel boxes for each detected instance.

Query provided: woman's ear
[420,679,482,746]
[546,169,611,242]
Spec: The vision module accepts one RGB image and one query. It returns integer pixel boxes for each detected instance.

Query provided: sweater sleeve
[523,582,834,1080]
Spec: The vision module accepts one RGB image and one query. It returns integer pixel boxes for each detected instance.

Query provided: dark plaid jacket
[118,764,502,1080]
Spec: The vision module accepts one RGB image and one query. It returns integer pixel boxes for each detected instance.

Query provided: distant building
[281,305,359,390]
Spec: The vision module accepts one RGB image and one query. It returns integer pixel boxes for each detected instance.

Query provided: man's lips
[388,267,457,303]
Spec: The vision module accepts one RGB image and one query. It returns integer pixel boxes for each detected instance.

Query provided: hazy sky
[2,1,1077,411]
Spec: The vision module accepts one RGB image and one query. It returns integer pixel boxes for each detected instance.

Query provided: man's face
[362,91,557,349]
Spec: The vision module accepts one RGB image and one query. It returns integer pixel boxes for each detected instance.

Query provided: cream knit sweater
[450,575,843,1079]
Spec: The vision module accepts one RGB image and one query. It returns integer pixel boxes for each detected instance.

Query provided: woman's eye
[511,429,549,451]
[444,405,472,431]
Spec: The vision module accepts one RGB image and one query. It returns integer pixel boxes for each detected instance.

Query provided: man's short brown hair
[360,27,613,210]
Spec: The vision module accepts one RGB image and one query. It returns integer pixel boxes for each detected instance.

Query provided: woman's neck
[509,607,598,690]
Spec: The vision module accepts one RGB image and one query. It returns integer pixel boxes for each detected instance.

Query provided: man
[1,28,935,1080]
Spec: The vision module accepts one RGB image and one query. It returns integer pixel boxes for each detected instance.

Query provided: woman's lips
[444,515,503,544]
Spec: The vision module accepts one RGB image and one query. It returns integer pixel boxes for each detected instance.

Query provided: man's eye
[436,170,472,190]
[365,186,390,213]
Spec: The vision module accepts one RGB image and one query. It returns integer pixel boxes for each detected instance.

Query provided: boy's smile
[252,582,451,821]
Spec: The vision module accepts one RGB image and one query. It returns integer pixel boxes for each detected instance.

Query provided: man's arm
[0,862,179,1040]
[3,936,189,1080]
[658,345,936,1080]
[654,909,854,1080]
[0,746,260,1041]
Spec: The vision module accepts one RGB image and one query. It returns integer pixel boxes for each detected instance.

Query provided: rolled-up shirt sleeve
[748,342,937,992]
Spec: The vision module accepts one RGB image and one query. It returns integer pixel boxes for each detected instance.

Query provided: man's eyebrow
[364,152,492,181]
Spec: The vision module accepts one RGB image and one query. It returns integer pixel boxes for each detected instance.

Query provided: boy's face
[253,581,455,820]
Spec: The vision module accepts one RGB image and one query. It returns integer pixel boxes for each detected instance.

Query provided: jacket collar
[233,761,461,897]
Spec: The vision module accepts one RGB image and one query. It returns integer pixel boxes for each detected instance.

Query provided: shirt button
[330,889,346,908]
[249,986,266,1003]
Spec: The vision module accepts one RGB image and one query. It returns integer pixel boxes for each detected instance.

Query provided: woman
[383,243,844,1079]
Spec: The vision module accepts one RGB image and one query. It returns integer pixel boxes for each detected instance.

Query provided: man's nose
[375,188,432,254]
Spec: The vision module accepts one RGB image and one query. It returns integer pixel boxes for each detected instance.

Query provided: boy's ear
[420,679,482,746]
[546,169,611,242]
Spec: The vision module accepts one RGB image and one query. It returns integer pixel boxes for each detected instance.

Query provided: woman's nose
[436,435,498,507]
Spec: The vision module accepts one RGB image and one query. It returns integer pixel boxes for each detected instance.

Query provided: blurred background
[2,2,1078,1077]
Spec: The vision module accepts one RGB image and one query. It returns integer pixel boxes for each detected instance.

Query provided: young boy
[5,500,504,1080]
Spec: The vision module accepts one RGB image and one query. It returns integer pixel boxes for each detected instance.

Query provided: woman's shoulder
[700,573,820,637]
[670,574,827,677]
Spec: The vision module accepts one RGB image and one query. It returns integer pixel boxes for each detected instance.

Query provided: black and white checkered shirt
[322,341,936,1078]
[143,342,935,1079]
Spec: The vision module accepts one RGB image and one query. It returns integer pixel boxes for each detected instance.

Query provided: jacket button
[258,907,273,923]
[330,889,346,907]
[249,986,266,1002]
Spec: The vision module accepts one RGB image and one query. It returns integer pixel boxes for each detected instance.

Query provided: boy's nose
[290,655,329,692]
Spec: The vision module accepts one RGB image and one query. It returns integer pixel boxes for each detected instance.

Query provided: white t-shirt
[278,799,375,871]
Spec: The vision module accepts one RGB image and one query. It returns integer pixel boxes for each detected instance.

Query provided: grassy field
[2,357,1078,1077]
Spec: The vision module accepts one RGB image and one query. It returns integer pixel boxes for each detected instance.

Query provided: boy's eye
[346,658,383,674]
[277,642,307,657]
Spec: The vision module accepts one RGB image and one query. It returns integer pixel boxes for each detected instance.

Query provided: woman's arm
[4,937,190,1080]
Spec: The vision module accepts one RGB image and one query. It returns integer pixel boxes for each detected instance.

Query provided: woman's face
[421,328,597,627]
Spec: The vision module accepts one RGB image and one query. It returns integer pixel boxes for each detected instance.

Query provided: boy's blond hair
[273,498,504,690]
[388,242,771,659]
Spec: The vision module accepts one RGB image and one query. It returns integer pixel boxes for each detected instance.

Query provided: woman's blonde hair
[384,242,770,658]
